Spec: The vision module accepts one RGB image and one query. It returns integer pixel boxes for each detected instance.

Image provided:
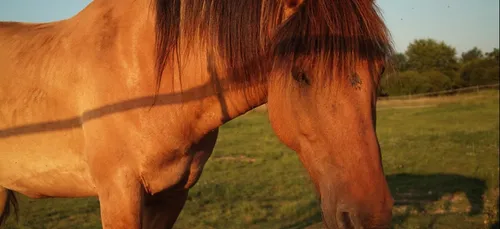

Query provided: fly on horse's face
[265,0,394,228]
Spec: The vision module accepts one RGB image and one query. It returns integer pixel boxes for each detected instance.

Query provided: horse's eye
[292,67,310,85]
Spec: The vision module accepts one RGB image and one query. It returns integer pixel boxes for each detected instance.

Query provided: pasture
[3,90,499,229]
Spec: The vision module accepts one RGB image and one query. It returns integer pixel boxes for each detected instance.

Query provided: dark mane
[154,0,393,88]
[271,0,394,80]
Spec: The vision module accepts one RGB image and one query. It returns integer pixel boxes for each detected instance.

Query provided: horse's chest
[183,146,214,188]
[139,148,213,194]
[140,129,219,194]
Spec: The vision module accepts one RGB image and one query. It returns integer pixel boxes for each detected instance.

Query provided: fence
[378,83,500,100]
[252,83,499,111]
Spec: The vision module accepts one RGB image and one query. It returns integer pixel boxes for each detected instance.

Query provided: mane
[271,0,394,81]
[153,0,394,89]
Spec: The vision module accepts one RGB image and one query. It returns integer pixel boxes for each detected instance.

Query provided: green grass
[4,90,499,229]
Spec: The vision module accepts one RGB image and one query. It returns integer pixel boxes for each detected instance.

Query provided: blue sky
[0,0,498,54]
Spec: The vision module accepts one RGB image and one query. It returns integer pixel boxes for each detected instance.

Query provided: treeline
[379,39,499,96]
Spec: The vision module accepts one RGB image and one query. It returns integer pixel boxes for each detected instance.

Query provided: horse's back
[0,21,96,198]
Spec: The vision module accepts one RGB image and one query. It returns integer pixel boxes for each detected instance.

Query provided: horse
[0,0,395,228]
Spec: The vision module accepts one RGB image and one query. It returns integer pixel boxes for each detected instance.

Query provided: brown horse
[0,0,394,228]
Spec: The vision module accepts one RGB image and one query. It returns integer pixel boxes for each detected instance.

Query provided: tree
[390,53,408,72]
[405,39,459,73]
[486,48,499,62]
[460,47,483,63]
[460,58,499,86]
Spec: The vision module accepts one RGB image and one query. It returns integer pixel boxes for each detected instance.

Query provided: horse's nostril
[338,211,355,229]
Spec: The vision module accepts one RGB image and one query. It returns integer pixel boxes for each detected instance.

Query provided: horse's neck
[140,0,268,130]
[76,0,269,134]
[155,44,269,135]
[78,0,270,121]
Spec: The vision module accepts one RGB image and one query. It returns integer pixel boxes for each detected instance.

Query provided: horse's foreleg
[0,187,7,225]
[0,188,6,216]
[0,187,18,226]
[87,150,144,229]
[93,168,144,229]
[141,189,189,229]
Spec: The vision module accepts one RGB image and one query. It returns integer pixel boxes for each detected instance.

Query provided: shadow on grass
[388,173,487,227]
[490,196,499,229]
[290,173,487,229]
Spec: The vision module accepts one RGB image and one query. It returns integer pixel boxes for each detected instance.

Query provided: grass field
[3,90,499,229]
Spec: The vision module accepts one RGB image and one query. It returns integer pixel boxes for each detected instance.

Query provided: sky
[0,0,498,54]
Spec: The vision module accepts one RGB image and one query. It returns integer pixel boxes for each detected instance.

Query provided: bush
[460,59,499,86]
[422,71,453,92]
[380,71,433,96]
